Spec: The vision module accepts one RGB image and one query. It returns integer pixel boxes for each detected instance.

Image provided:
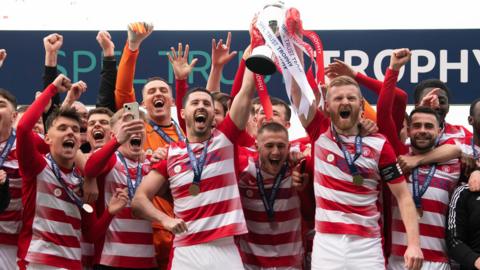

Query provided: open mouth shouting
[153,97,165,109]
[339,107,352,119]
[193,110,209,130]
[62,138,76,150]
[92,129,105,141]
[129,135,143,152]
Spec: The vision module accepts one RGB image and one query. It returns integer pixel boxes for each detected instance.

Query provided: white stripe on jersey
[108,217,154,233]
[392,232,445,253]
[33,217,81,237]
[36,191,81,219]
[183,209,244,233]
[315,208,379,228]
[175,184,239,211]
[314,182,378,207]
[315,157,378,189]
[246,219,302,235]
[0,221,21,234]
[28,239,82,260]
[241,197,300,212]
[101,242,156,257]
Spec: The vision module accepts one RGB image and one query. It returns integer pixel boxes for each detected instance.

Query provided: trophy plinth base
[246,55,277,75]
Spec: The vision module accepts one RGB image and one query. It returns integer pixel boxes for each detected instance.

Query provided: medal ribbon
[472,138,479,160]
[47,154,86,210]
[412,164,437,209]
[332,126,363,178]
[149,119,185,144]
[255,160,288,220]
[117,152,143,199]
[186,139,210,186]
[0,130,16,168]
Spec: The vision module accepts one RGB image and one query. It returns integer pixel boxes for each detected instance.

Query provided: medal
[82,203,94,213]
[255,160,287,222]
[186,139,210,197]
[353,174,364,186]
[246,189,254,198]
[412,164,436,220]
[189,184,200,196]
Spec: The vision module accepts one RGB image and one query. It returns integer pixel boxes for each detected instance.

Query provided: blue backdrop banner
[0,29,479,105]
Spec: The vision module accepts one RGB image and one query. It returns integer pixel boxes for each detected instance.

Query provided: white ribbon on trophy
[255,9,316,118]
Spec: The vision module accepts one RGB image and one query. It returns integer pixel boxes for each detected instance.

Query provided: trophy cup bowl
[246,1,285,75]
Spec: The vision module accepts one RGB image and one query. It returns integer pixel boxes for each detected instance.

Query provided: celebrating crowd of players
[0,21,479,270]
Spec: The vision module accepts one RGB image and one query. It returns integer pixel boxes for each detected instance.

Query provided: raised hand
[359,118,379,136]
[43,33,63,53]
[108,188,130,215]
[62,81,87,108]
[390,48,411,71]
[419,88,440,109]
[0,49,7,68]
[96,31,115,57]
[127,22,154,51]
[397,155,422,175]
[167,43,198,80]
[325,59,357,79]
[115,114,145,144]
[52,74,72,93]
[211,32,237,68]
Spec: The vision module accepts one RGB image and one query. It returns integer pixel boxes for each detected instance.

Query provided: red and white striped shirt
[0,139,21,247]
[459,134,480,161]
[236,154,303,269]
[441,122,471,145]
[391,148,461,263]
[85,144,156,269]
[153,115,248,247]
[18,156,84,270]
[306,113,403,239]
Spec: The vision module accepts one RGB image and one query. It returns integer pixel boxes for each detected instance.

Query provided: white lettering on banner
[324,50,341,66]
[440,49,468,83]
[473,50,480,67]
[410,50,436,83]
[344,50,369,75]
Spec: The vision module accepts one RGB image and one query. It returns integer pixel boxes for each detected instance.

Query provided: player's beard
[411,134,436,152]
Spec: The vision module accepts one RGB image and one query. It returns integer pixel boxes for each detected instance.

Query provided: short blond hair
[327,76,362,99]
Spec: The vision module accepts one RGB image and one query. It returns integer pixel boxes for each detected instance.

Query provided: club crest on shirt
[174,165,182,174]
[54,188,62,197]
[326,154,335,163]
[362,147,372,158]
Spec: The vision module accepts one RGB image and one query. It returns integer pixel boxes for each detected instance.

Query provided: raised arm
[42,33,63,125]
[228,68,256,130]
[168,42,197,131]
[95,31,118,112]
[17,75,72,178]
[114,22,153,110]
[206,32,237,92]
[377,49,411,155]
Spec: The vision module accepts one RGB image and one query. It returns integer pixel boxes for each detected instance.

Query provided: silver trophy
[246,1,285,75]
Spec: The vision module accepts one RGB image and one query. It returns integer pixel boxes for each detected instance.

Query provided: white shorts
[244,265,300,270]
[0,244,18,270]
[171,236,244,270]
[26,263,68,270]
[311,232,385,270]
[388,255,450,270]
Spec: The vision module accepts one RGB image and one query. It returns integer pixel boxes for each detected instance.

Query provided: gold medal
[417,207,423,218]
[189,184,200,196]
[353,174,363,186]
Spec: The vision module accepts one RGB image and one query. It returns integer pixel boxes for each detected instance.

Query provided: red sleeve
[84,138,119,178]
[81,207,114,243]
[175,79,188,132]
[443,138,457,146]
[236,131,255,148]
[230,59,246,98]
[151,160,168,178]
[355,72,408,132]
[305,109,330,142]
[217,114,242,144]
[32,133,50,154]
[377,69,408,155]
[379,139,405,184]
[17,84,58,178]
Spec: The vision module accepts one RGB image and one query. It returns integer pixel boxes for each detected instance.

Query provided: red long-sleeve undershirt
[84,138,119,179]
[230,58,247,99]
[355,72,408,133]
[175,79,188,132]
[377,69,409,155]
